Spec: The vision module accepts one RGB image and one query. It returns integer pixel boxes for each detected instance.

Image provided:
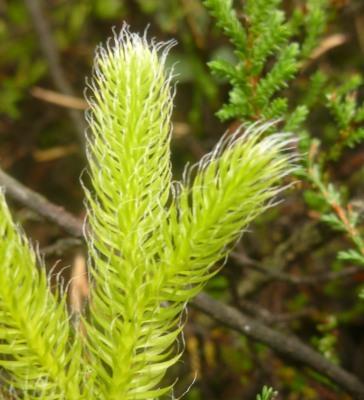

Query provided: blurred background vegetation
[1,0,364,399]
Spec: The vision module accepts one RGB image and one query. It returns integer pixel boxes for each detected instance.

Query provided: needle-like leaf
[0,192,81,399]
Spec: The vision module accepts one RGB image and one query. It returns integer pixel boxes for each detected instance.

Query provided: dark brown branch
[238,298,315,325]
[192,293,364,399]
[23,0,86,146]
[41,237,82,256]
[231,252,362,285]
[1,170,364,398]
[0,168,83,238]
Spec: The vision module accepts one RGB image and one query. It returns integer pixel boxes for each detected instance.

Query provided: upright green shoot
[0,26,295,399]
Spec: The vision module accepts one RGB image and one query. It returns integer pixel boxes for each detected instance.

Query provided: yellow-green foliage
[0,193,82,399]
[0,25,295,399]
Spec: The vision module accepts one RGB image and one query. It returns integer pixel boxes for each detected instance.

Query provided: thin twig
[1,170,364,398]
[231,252,363,285]
[31,87,88,111]
[41,237,82,256]
[0,168,83,237]
[23,0,86,146]
[302,34,349,71]
[234,221,324,296]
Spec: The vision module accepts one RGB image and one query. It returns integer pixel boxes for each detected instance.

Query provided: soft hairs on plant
[0,192,82,399]
[0,26,295,399]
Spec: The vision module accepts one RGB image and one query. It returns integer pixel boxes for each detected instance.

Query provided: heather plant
[203,0,364,279]
[0,26,294,399]
[203,0,364,370]
[203,0,329,129]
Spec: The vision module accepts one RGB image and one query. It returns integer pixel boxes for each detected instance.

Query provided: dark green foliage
[301,0,329,57]
[325,76,364,159]
[204,0,328,129]
[203,0,246,53]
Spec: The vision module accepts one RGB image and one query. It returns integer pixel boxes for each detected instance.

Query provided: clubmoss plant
[0,193,82,399]
[0,26,295,399]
